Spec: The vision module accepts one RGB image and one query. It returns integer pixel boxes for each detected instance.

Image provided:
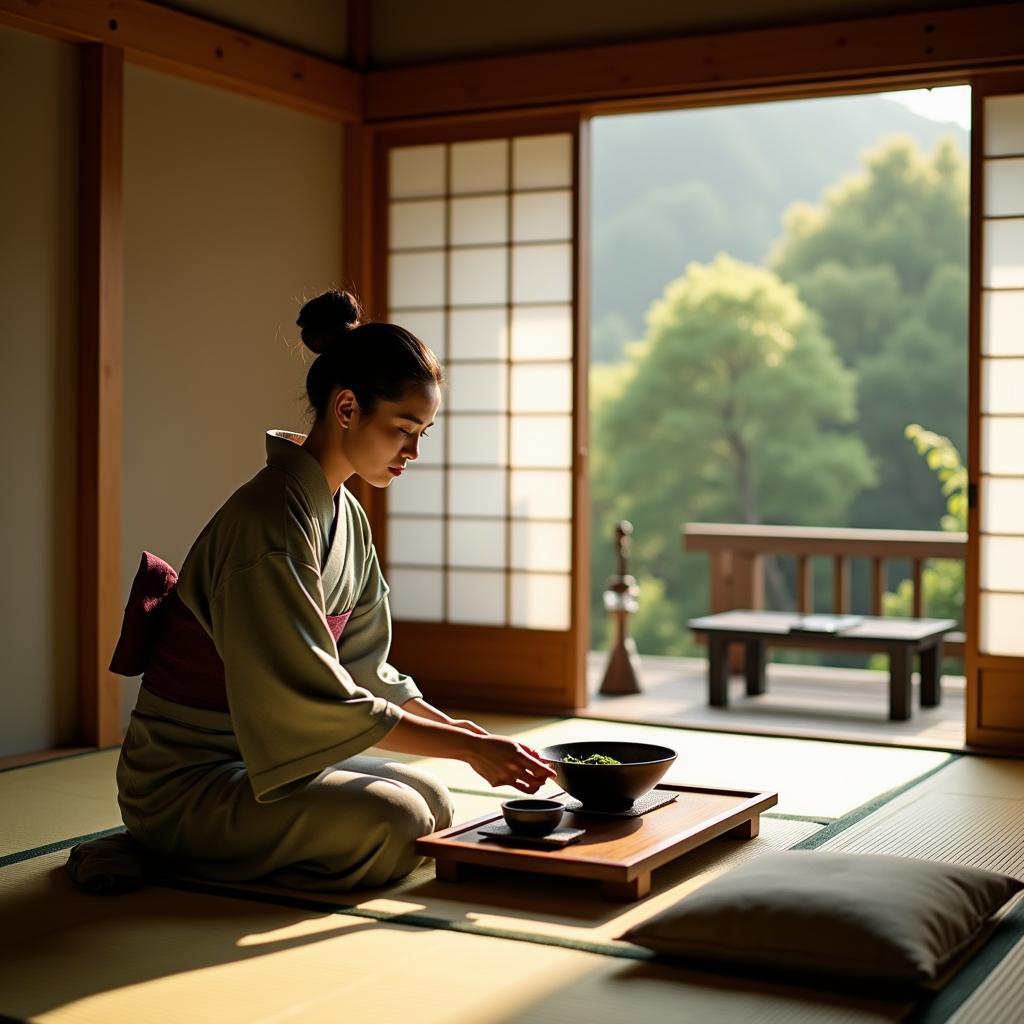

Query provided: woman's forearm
[399,696,452,725]
[375,707,475,760]
[401,696,489,737]
[378,707,558,793]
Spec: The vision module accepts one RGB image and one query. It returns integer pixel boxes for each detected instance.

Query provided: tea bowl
[501,797,565,836]
[540,741,676,812]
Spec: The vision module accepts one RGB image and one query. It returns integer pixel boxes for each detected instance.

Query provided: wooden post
[77,43,124,747]
[832,556,849,614]
[796,554,813,613]
[912,558,925,617]
[745,640,767,696]
[599,522,642,695]
[732,552,764,610]
[710,550,733,613]
[889,645,913,721]
[871,557,886,616]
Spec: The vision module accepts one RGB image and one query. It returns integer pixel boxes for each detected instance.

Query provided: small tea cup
[501,798,565,836]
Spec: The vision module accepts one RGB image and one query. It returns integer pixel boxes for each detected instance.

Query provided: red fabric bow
[108,552,178,676]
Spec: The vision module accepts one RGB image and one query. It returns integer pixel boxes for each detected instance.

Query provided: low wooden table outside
[688,610,958,721]
[417,783,778,902]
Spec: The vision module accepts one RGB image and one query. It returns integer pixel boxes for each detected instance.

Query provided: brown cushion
[618,851,1022,987]
[108,551,178,676]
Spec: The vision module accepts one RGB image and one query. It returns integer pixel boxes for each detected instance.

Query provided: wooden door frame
[965,70,1024,750]
[368,112,589,714]
[77,43,124,747]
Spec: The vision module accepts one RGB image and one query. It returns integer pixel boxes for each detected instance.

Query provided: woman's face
[345,382,441,488]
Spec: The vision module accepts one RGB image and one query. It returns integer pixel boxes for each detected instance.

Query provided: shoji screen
[968,77,1024,749]
[373,117,588,713]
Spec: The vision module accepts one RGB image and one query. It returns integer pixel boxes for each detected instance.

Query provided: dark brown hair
[297,289,444,420]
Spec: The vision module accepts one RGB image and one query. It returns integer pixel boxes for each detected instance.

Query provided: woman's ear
[333,388,358,430]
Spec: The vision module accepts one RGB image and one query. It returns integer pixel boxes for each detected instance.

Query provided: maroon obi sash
[109,551,352,713]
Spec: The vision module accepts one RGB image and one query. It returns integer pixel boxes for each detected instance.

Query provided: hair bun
[296,289,362,354]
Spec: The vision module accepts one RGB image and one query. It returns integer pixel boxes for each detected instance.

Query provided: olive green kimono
[116,430,454,892]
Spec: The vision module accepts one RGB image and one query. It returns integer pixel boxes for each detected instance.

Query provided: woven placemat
[562,791,678,818]
[477,822,585,848]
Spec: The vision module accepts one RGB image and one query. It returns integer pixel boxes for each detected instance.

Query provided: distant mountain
[590,93,969,360]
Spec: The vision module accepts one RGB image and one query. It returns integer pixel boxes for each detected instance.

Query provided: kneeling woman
[115,289,555,892]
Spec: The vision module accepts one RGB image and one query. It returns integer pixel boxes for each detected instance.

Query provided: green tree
[590,256,875,652]
[883,424,965,616]
[872,424,965,673]
[591,96,969,347]
[770,135,968,530]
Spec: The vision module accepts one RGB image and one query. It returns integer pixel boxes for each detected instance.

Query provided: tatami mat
[168,817,820,948]
[0,750,121,858]
[814,755,1024,1024]
[820,756,1024,874]
[1,716,950,862]
[824,791,1024,875]
[3,718,998,1024]
[0,850,911,1024]
[369,715,952,819]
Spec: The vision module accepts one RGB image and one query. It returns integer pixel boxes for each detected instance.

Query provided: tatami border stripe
[763,812,834,825]
[792,753,961,850]
[0,746,119,775]
[0,826,126,870]
[910,900,1024,1023]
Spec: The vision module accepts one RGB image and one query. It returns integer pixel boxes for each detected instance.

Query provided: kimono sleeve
[337,543,422,706]
[211,552,402,803]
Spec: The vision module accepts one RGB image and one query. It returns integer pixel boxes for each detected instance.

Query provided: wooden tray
[417,783,778,901]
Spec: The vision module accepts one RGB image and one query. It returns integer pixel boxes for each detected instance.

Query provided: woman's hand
[464,735,557,794]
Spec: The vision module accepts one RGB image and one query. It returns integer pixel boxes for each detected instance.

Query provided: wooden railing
[682,523,966,657]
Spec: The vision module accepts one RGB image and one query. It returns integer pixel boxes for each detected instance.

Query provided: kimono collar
[265,430,339,547]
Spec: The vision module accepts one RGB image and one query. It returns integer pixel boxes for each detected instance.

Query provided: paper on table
[788,614,863,634]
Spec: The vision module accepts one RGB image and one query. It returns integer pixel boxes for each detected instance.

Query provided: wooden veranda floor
[583,652,966,752]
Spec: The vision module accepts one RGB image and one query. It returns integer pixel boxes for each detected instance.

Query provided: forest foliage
[590,124,968,656]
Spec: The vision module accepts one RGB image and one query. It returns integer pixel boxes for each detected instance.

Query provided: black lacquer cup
[500,798,565,836]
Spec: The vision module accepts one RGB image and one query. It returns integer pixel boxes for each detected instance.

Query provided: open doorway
[586,87,970,750]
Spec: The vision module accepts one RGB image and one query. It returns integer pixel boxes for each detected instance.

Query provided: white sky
[879,85,971,131]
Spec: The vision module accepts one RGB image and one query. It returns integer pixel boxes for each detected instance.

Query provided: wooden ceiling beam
[0,0,361,122]
[4,2,1020,126]
[364,2,1024,121]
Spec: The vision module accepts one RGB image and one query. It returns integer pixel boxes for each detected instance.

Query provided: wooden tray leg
[724,814,760,840]
[603,872,651,902]
[434,858,466,883]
